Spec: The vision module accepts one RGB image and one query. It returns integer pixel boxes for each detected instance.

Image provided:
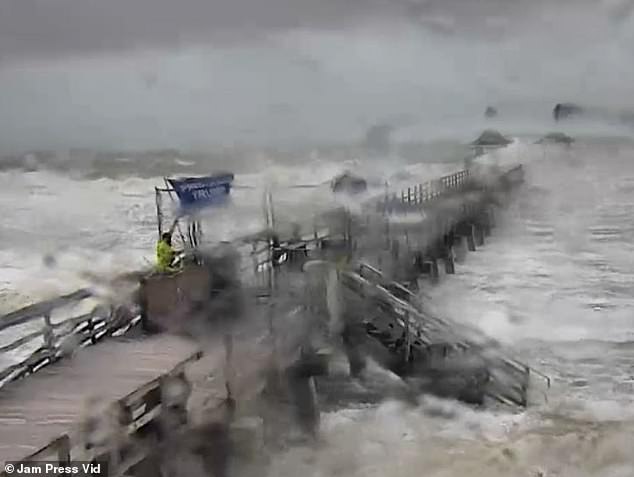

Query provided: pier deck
[0,334,200,466]
[0,161,537,473]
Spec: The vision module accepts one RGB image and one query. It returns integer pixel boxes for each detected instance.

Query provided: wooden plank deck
[0,334,200,465]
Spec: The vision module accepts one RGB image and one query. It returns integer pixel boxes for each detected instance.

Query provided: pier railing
[400,169,472,205]
[0,227,331,388]
[378,169,473,213]
[0,224,333,388]
[379,164,524,213]
[0,164,520,388]
[0,291,140,387]
[345,262,549,407]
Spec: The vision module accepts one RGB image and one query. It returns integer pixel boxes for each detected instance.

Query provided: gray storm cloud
[1,0,390,61]
[1,0,633,152]
[1,0,624,62]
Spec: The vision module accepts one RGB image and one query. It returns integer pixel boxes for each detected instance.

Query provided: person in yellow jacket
[335,252,352,270]
[156,220,181,273]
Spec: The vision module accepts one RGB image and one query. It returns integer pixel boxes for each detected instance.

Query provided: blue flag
[166,173,234,212]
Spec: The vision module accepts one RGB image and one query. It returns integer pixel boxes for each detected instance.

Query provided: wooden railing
[0,226,333,388]
[0,165,523,387]
[0,228,330,387]
[376,169,473,213]
[0,291,141,387]
[379,164,525,213]
[398,169,472,206]
[345,261,549,407]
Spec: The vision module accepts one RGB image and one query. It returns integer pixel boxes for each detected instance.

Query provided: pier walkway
[0,334,200,466]
[0,161,533,473]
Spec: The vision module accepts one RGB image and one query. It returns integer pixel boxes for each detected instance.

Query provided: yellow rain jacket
[156,239,175,272]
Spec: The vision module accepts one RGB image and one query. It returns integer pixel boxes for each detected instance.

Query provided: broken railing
[345,262,550,407]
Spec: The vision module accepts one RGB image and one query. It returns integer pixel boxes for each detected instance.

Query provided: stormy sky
[0,0,577,61]
[0,0,633,152]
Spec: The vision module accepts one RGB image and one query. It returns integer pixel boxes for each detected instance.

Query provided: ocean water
[264,138,634,476]
[2,137,634,476]
[0,142,511,313]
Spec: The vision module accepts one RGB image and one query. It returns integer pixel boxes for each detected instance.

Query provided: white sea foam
[0,151,470,312]
[2,138,634,476]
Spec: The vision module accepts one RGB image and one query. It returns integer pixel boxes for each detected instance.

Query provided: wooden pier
[0,335,199,463]
[0,161,543,475]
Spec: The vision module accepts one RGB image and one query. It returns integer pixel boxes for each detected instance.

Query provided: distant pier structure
[553,102,583,121]
[0,157,548,476]
[484,106,498,119]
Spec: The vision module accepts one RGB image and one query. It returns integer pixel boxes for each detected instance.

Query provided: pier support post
[427,258,439,283]
[468,224,477,250]
[286,357,322,439]
[342,324,367,378]
[443,228,456,248]
[441,231,456,274]
[454,235,467,263]
[457,222,476,252]
[475,223,485,247]
[391,239,400,261]
[444,246,455,274]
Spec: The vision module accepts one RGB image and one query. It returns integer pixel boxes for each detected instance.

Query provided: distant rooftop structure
[484,106,498,119]
[470,129,513,147]
[553,102,584,121]
[536,132,574,145]
[331,171,367,195]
